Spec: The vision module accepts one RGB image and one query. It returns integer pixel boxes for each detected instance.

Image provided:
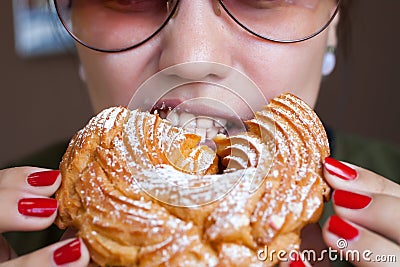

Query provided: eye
[234,0,311,9]
[223,0,281,10]
[103,0,166,12]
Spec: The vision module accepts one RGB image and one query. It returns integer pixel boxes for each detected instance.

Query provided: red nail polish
[324,157,357,180]
[27,170,60,186]
[18,198,57,217]
[290,253,305,267]
[333,190,372,209]
[53,238,81,265]
[328,215,359,240]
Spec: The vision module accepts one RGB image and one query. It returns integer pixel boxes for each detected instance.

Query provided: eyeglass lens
[54,0,339,52]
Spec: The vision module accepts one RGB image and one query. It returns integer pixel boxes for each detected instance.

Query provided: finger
[0,189,57,233]
[276,224,331,266]
[0,167,61,197]
[279,251,312,267]
[0,237,90,267]
[332,189,400,244]
[278,224,331,266]
[323,215,400,267]
[60,227,78,241]
[324,157,400,197]
[300,223,331,266]
[0,235,16,263]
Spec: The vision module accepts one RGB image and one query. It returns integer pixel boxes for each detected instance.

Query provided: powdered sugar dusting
[57,93,330,267]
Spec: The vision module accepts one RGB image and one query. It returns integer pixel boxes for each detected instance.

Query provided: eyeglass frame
[53,0,342,53]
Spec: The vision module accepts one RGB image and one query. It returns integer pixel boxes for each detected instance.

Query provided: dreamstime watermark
[257,239,398,263]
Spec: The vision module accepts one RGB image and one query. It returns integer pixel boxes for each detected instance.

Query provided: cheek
[234,35,326,108]
[77,40,162,113]
[78,25,327,113]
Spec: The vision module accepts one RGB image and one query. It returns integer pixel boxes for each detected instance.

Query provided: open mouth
[150,99,246,142]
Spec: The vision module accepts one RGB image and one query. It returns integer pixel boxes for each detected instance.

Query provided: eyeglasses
[54,0,341,53]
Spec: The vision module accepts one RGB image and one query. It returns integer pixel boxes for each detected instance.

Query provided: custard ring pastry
[55,93,330,267]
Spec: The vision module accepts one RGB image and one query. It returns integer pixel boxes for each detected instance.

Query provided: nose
[158,0,233,80]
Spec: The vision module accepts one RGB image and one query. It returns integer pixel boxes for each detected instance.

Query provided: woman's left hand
[321,157,400,266]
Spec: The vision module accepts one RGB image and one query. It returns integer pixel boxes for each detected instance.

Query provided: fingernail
[290,252,305,267]
[333,190,372,209]
[27,170,60,186]
[328,215,359,240]
[18,198,57,217]
[53,238,81,265]
[324,157,357,180]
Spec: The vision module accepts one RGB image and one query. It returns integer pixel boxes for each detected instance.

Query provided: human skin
[77,1,335,114]
[0,1,398,267]
[76,3,400,267]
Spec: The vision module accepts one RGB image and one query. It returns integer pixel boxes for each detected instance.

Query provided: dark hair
[337,0,352,55]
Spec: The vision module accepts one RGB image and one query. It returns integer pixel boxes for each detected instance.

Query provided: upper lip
[150,98,182,113]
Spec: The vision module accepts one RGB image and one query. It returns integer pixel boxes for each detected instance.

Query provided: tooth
[195,128,207,141]
[197,118,213,128]
[179,113,196,127]
[166,111,179,126]
[214,117,227,127]
[183,126,196,134]
[218,127,227,135]
[206,127,218,139]
[159,110,167,119]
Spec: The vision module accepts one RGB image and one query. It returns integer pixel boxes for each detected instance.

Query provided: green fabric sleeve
[333,131,400,183]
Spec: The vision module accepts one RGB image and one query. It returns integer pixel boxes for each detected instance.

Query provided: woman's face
[76,1,338,117]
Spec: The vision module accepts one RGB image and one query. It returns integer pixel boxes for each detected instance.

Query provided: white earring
[322,46,336,76]
[79,64,86,82]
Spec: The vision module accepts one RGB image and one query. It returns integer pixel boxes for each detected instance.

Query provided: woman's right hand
[0,167,90,266]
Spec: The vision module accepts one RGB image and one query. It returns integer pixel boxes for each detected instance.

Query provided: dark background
[1,0,399,168]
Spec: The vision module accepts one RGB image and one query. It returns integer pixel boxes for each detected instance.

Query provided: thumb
[279,252,313,267]
[1,238,90,267]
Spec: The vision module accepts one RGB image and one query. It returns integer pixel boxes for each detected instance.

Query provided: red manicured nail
[27,170,60,186]
[18,198,57,217]
[324,157,357,180]
[333,190,372,209]
[53,238,81,265]
[290,252,305,267]
[328,215,359,240]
